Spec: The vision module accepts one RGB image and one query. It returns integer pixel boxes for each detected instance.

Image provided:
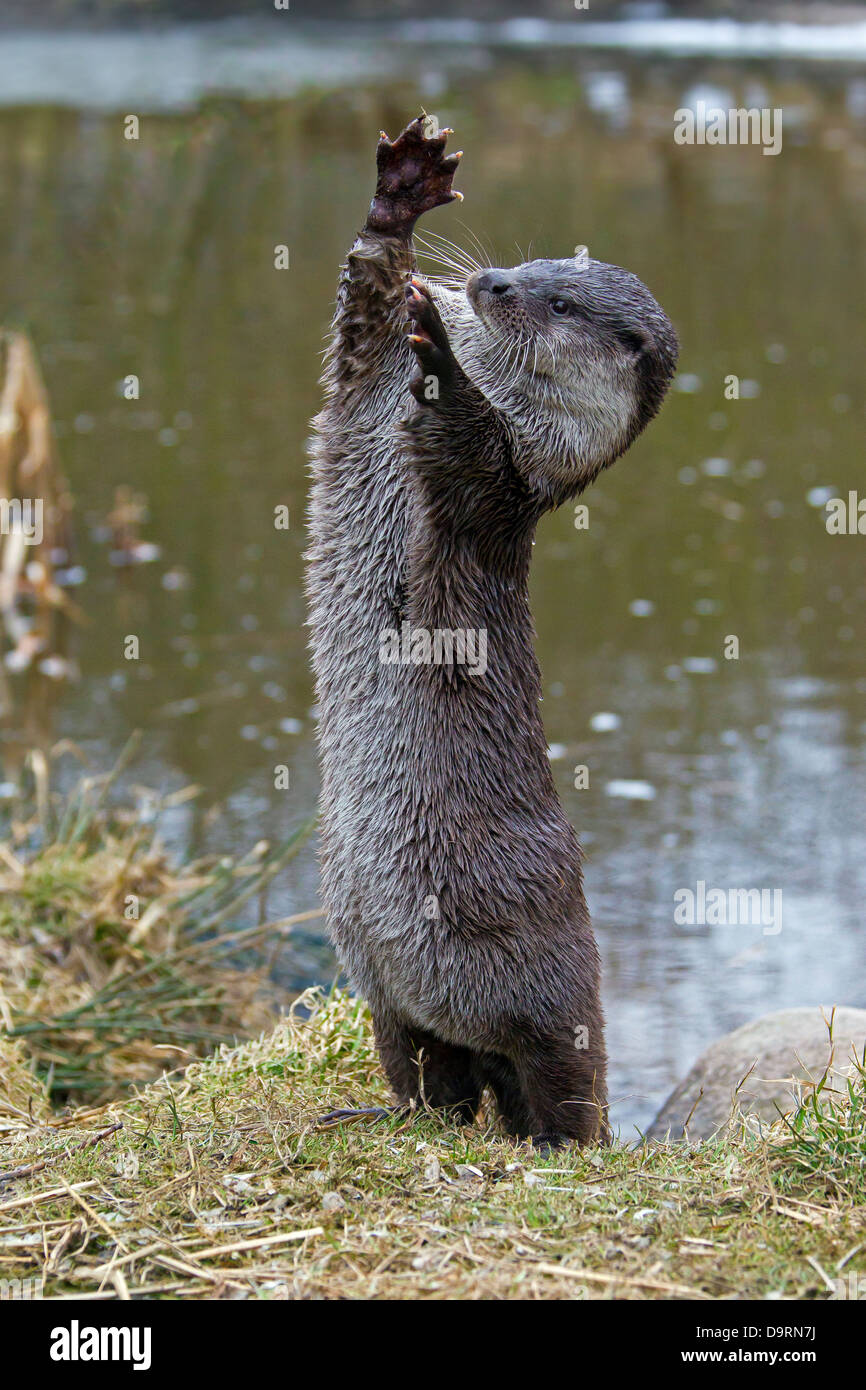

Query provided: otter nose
[476,270,513,296]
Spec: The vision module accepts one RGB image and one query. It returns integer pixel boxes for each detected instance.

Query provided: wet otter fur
[306,117,678,1147]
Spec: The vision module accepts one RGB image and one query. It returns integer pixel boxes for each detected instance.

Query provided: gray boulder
[646,1006,866,1142]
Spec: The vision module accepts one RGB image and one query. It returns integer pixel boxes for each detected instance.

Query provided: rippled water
[2,26,865,1133]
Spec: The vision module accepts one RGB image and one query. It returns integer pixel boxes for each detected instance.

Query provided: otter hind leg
[511,1031,610,1150]
[375,1017,482,1124]
[527,1034,610,1149]
[475,1053,534,1137]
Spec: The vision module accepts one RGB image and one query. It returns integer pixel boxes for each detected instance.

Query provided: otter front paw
[368,115,463,237]
[406,277,457,405]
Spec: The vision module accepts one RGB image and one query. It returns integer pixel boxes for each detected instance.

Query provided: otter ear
[617,327,650,358]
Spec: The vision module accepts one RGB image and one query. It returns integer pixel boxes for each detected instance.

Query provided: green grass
[1,989,864,1301]
[770,1047,866,1204]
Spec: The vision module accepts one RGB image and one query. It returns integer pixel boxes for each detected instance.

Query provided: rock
[454,1163,483,1182]
[321,1191,346,1212]
[647,1006,866,1142]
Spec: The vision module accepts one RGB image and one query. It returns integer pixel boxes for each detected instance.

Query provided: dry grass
[1,989,864,1301]
[0,740,316,1104]
[1,754,863,1300]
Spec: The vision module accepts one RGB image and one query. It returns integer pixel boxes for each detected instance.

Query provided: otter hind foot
[368,115,463,237]
[527,1133,569,1159]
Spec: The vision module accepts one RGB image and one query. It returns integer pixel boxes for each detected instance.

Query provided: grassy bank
[1,989,864,1301]
[0,757,863,1300]
[0,743,315,1104]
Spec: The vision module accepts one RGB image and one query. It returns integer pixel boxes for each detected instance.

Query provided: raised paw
[368,114,463,237]
[405,277,456,405]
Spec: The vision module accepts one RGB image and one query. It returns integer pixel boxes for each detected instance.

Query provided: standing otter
[306,117,677,1147]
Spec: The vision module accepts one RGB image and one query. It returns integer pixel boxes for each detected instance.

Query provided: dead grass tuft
[0,740,316,1106]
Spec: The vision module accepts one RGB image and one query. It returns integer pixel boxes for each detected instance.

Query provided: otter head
[433,254,678,508]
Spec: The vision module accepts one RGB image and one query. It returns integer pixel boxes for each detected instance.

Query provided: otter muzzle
[467,269,514,312]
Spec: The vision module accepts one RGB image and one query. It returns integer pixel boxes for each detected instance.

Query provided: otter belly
[317,669,586,1047]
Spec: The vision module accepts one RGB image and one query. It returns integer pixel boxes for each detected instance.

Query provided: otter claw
[405,279,451,356]
[316,1106,401,1130]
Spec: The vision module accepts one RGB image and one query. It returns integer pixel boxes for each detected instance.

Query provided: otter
[306,116,677,1147]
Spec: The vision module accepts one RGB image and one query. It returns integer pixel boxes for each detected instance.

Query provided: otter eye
[549,297,571,316]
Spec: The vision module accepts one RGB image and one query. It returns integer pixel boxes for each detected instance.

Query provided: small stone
[321,1191,346,1212]
[454,1163,483,1182]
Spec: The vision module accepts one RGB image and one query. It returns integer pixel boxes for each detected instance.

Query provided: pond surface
[2,24,865,1134]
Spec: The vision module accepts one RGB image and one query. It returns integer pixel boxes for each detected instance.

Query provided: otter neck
[403,473,538,667]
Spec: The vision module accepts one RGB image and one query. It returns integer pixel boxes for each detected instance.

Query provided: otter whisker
[486,332,531,397]
[455,219,496,270]
[476,332,517,390]
[486,326,529,374]
[414,231,481,278]
[414,250,468,281]
[473,331,532,405]
[420,268,466,294]
[415,242,472,272]
[422,227,485,271]
[419,264,469,291]
[503,338,532,399]
[541,335,558,372]
[415,255,473,288]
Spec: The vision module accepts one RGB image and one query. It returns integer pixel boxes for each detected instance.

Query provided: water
[1,23,865,1134]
